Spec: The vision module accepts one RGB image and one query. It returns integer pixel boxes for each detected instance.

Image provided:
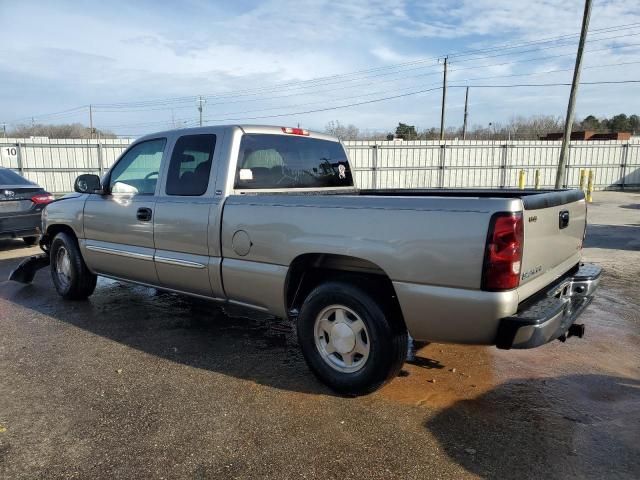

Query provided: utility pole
[1,123,6,138]
[462,86,469,140]
[555,0,592,189]
[89,104,94,139]
[439,56,448,141]
[197,96,205,127]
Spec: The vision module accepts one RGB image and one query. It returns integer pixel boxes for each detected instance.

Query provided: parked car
[0,167,54,245]
[11,125,601,395]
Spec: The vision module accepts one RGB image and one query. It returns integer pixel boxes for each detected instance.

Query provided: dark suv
[0,167,53,245]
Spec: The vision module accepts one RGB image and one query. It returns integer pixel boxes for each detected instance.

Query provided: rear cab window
[166,134,216,196]
[235,134,353,189]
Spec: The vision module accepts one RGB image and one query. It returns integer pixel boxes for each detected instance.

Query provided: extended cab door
[152,132,225,298]
[82,138,166,285]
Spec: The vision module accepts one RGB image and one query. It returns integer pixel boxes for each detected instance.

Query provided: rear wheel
[50,232,97,300]
[22,236,39,246]
[297,281,407,396]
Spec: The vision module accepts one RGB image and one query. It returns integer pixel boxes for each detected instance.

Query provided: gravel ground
[0,191,638,479]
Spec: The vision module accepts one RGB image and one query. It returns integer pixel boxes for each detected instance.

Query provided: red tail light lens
[31,193,54,205]
[281,127,309,136]
[482,212,524,291]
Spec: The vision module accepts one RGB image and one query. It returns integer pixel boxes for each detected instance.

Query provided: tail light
[31,193,54,205]
[482,212,524,291]
[281,127,309,136]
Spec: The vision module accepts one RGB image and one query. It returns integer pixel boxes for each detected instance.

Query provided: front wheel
[297,281,407,396]
[50,232,97,300]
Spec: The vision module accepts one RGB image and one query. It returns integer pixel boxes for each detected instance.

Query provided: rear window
[235,134,353,189]
[0,168,34,186]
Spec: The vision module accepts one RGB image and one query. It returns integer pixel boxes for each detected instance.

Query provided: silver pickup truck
[11,125,601,395]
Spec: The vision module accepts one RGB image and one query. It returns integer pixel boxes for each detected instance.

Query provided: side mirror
[74,174,103,194]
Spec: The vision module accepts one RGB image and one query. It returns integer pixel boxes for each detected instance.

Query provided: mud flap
[9,254,50,284]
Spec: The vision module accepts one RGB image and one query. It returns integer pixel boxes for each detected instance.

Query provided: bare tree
[324,120,360,140]
[8,123,117,139]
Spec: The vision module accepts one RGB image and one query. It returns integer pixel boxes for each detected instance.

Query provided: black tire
[22,236,39,246]
[50,232,97,300]
[297,281,407,396]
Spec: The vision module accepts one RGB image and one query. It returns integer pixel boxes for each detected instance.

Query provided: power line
[446,22,640,59]
[451,79,640,88]
[9,105,88,124]
[100,60,640,130]
[94,34,640,115]
[96,41,640,119]
[450,30,640,65]
[198,80,639,124]
[93,25,640,109]
[8,24,640,124]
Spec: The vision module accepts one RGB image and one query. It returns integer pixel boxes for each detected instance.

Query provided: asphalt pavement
[1,191,638,479]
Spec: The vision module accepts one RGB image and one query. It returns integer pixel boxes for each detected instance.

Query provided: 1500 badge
[521,265,543,280]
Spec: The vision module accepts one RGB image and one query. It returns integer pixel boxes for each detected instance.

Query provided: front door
[82,137,167,285]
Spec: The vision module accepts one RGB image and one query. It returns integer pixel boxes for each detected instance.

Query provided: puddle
[378,342,497,408]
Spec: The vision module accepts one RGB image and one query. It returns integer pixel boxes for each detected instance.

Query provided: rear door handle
[137,207,152,221]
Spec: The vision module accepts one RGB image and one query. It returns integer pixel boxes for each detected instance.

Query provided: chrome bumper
[495,263,602,349]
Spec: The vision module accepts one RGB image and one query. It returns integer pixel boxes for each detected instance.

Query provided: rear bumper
[0,212,42,239]
[495,263,602,349]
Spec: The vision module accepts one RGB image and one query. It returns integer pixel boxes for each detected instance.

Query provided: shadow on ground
[0,254,332,396]
[585,224,640,250]
[0,251,449,397]
[426,374,640,479]
[0,238,37,252]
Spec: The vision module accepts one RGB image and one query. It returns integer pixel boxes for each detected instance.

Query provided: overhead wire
[8,23,640,127]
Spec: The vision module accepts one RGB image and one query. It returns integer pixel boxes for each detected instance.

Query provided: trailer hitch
[558,323,586,343]
[8,254,50,284]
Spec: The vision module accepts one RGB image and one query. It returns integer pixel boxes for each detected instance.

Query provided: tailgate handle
[559,210,570,229]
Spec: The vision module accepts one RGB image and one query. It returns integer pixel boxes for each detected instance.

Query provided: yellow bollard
[518,169,526,189]
[586,170,594,202]
[534,169,540,189]
[579,169,586,191]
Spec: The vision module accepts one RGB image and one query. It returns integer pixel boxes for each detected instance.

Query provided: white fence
[0,138,131,193]
[1,137,639,193]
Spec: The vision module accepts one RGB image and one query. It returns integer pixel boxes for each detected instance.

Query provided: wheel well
[44,224,78,250]
[285,253,406,330]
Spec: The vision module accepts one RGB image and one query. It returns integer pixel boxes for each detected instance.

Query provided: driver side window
[109,138,166,195]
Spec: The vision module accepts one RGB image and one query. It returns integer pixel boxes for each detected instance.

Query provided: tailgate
[519,190,586,290]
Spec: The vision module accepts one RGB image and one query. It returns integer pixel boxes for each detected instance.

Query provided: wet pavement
[1,191,639,479]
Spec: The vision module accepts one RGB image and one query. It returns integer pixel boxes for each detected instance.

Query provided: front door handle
[137,207,152,221]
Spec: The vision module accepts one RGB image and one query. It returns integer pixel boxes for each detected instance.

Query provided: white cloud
[0,0,638,135]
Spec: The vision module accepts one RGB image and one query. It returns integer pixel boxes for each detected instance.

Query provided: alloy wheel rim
[313,305,370,373]
[55,246,71,289]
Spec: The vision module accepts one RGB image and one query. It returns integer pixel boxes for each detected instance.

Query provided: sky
[0,0,639,137]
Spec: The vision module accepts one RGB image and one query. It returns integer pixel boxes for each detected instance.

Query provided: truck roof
[134,124,339,143]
